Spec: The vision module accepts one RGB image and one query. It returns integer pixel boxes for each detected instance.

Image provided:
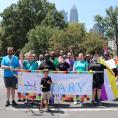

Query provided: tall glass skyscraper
[70,5,78,23]
[61,9,68,23]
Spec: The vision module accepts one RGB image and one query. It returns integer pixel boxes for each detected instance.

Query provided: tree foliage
[0,0,66,54]
[81,32,106,54]
[23,25,53,54]
[23,23,105,55]
[0,26,3,53]
[0,0,107,55]
[49,23,86,55]
[95,6,118,54]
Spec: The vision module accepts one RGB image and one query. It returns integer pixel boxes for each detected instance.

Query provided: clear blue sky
[0,0,118,30]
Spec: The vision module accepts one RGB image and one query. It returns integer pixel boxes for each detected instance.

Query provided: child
[40,69,52,111]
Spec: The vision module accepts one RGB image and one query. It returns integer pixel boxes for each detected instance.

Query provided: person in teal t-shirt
[73,53,88,71]
[73,53,88,106]
[21,52,38,103]
[23,52,38,70]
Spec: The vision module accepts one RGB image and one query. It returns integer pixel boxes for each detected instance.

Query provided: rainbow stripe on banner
[0,67,94,74]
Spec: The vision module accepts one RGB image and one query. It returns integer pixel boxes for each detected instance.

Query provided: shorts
[4,77,18,89]
[93,80,104,89]
[93,77,104,89]
[41,91,51,100]
[92,73,104,89]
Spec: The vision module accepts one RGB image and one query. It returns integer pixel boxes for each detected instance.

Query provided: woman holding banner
[73,53,88,106]
[22,51,38,104]
[23,51,38,70]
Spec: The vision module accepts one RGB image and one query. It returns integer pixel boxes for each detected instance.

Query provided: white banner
[18,72,93,95]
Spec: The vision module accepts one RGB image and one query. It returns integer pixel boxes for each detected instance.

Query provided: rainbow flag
[99,58,118,101]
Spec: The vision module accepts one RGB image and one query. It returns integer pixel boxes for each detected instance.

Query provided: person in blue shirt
[1,47,20,107]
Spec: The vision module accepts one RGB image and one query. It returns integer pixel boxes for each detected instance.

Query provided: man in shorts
[1,47,20,107]
[89,52,106,104]
[40,69,52,111]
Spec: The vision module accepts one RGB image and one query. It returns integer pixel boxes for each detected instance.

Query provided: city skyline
[0,0,118,30]
[61,5,79,23]
[48,0,118,30]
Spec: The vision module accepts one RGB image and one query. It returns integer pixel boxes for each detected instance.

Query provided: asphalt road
[0,69,118,118]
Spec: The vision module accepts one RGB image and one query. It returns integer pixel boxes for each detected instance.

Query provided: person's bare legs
[11,88,15,101]
[10,88,17,106]
[97,89,101,101]
[92,88,96,102]
[6,87,11,101]
[45,99,49,109]
[5,87,11,106]
[40,99,44,110]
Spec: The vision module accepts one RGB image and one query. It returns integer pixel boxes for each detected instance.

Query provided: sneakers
[92,100,96,104]
[18,99,21,102]
[5,101,10,107]
[45,107,50,111]
[97,100,102,105]
[5,100,17,107]
[39,108,43,113]
[12,100,17,106]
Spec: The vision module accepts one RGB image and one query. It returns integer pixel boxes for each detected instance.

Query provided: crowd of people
[1,46,117,110]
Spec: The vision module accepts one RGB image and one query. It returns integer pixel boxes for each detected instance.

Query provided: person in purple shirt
[66,52,75,71]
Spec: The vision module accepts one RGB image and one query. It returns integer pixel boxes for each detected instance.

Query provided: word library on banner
[18,72,93,96]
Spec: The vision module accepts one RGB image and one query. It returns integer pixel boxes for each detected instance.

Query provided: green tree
[0,25,3,53]
[49,23,86,55]
[23,25,53,54]
[41,8,66,29]
[81,32,106,54]
[95,6,118,54]
[23,22,105,55]
[49,28,66,51]
[23,23,86,55]
[0,0,66,54]
[65,23,86,54]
